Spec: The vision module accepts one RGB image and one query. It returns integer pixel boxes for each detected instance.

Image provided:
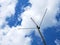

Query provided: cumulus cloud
[0,0,32,45]
[0,26,32,45]
[0,0,60,45]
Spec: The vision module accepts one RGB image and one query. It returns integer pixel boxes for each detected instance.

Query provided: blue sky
[0,0,60,45]
[6,0,31,27]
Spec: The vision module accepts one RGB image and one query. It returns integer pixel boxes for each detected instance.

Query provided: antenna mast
[31,8,47,45]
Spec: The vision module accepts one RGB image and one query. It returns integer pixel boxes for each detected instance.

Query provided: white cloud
[0,26,32,45]
[55,39,60,45]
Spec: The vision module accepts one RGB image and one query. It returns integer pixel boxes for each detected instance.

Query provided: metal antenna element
[17,28,37,29]
[40,8,47,26]
[31,18,38,26]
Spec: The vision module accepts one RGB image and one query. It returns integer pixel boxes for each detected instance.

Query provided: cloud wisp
[55,39,60,45]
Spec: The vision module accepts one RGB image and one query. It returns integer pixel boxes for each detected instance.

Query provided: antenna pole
[37,29,46,45]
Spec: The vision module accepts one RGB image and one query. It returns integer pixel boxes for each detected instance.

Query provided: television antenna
[18,8,47,45]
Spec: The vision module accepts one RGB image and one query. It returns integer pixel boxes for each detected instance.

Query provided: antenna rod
[31,18,38,26]
[40,8,47,26]
[38,29,46,45]
[17,28,37,29]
